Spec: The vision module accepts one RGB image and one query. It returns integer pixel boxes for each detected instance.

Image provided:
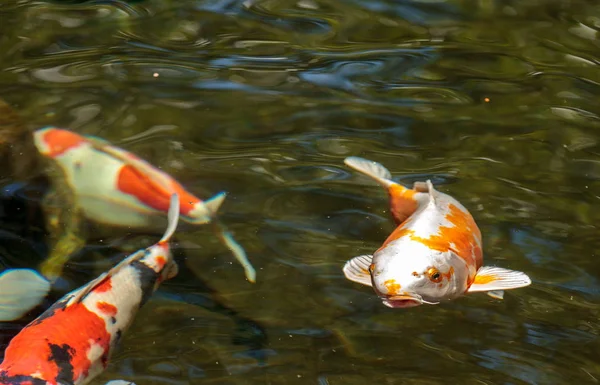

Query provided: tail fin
[344,156,420,225]
[187,192,227,225]
[344,156,394,188]
[160,193,180,244]
[205,192,227,215]
[0,269,50,321]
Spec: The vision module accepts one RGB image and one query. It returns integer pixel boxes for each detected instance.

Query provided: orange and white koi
[32,127,255,279]
[0,194,180,385]
[342,157,531,308]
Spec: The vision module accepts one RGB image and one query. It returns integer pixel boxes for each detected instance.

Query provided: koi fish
[0,194,180,385]
[32,127,254,280]
[342,157,531,308]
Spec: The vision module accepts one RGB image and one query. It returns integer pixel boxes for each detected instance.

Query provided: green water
[1,0,599,384]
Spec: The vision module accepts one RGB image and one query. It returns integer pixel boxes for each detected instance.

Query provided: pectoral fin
[467,266,531,293]
[343,255,373,287]
[0,269,51,321]
[212,220,256,283]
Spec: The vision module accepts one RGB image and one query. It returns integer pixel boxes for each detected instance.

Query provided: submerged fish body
[343,157,531,308]
[0,194,181,385]
[33,127,220,228]
[32,127,254,283]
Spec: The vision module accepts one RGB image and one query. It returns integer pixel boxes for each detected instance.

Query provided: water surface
[1,0,599,384]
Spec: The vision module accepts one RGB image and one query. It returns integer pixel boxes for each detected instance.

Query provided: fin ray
[343,255,373,287]
[468,266,531,293]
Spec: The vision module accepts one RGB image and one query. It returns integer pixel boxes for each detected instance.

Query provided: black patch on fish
[115,329,123,343]
[130,260,159,307]
[48,343,75,384]
[111,316,117,324]
[0,372,47,385]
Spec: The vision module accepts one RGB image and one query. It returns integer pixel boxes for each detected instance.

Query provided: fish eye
[427,268,442,283]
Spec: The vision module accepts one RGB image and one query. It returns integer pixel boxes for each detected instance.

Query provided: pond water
[1,0,599,384]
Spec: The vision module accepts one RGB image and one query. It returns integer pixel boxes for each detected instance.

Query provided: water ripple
[2,0,600,384]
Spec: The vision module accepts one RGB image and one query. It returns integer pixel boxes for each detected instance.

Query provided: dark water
[1,0,600,384]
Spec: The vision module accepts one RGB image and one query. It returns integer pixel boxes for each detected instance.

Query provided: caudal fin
[187,192,227,225]
[344,156,421,225]
[344,157,394,188]
[0,269,50,321]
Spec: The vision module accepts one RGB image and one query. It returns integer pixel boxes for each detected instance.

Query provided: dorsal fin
[426,180,438,205]
[344,156,394,188]
[69,194,180,304]
[412,181,429,192]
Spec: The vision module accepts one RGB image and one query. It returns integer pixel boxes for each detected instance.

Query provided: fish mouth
[381,294,423,308]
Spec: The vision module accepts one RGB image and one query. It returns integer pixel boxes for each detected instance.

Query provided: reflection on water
[1,0,599,384]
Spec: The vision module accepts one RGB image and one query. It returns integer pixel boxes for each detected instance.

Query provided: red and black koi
[0,194,180,385]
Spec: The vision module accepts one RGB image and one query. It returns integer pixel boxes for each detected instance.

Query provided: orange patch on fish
[155,255,167,270]
[94,277,112,293]
[472,273,496,285]
[97,302,117,317]
[388,185,418,225]
[379,226,413,250]
[1,303,110,383]
[117,164,198,216]
[410,204,482,269]
[383,279,401,295]
[42,128,86,158]
[442,266,454,281]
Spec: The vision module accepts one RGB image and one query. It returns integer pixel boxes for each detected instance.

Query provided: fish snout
[381,293,423,308]
[371,277,422,308]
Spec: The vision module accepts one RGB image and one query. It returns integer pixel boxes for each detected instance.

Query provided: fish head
[371,239,469,308]
[142,241,178,287]
[33,127,88,158]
